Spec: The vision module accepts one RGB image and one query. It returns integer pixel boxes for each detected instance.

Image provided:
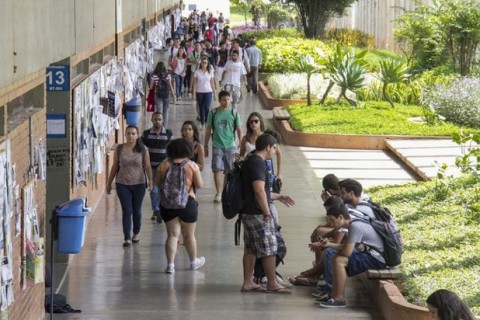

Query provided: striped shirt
[141,127,173,167]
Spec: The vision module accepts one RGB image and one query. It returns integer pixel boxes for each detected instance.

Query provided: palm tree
[378,59,410,108]
[296,54,324,105]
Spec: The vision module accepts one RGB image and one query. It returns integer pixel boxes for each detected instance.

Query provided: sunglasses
[249,119,260,124]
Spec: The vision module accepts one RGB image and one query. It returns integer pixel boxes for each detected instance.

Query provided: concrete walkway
[51,91,398,319]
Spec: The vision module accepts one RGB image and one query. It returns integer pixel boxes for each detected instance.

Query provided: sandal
[288,276,316,286]
[266,286,292,294]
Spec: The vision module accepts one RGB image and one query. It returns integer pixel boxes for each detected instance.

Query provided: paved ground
[50,84,470,319]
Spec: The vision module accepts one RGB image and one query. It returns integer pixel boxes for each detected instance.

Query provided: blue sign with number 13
[46,65,70,91]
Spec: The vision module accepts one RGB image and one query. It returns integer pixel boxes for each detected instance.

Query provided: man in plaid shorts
[239,133,295,294]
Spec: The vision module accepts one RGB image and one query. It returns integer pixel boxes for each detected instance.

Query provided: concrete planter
[274,118,447,151]
[258,81,308,110]
[360,276,431,320]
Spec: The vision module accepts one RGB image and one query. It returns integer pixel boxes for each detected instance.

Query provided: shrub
[257,37,332,73]
[324,28,376,48]
[241,27,303,40]
[421,77,480,129]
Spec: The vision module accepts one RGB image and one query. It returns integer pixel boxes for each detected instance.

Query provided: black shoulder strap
[166,129,173,140]
[211,108,218,130]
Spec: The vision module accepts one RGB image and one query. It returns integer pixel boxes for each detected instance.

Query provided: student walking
[106,126,153,248]
[141,112,173,223]
[192,57,216,130]
[221,50,247,110]
[156,138,205,274]
[203,90,242,203]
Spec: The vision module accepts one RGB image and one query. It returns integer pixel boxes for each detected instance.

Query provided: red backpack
[205,29,214,41]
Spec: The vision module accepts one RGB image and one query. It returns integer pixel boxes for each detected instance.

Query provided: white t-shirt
[194,69,214,93]
[174,59,186,75]
[222,60,247,87]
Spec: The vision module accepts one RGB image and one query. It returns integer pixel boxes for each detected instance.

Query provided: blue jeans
[196,92,213,125]
[174,74,183,98]
[116,183,146,241]
[150,166,160,212]
[154,95,170,125]
[324,247,336,293]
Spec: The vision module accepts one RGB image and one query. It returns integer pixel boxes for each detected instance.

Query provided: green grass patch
[367,174,480,314]
[286,101,479,136]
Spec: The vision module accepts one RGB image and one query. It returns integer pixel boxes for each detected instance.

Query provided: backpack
[160,159,190,209]
[351,202,403,267]
[222,161,245,219]
[205,29,214,41]
[156,73,170,99]
[45,294,81,314]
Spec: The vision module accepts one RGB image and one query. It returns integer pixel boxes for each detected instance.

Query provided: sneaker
[190,257,205,270]
[313,292,331,302]
[319,298,346,308]
[151,214,157,222]
[214,194,221,203]
[165,265,175,274]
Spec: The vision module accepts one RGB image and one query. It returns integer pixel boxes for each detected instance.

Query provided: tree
[296,54,324,105]
[287,0,358,38]
[378,60,410,108]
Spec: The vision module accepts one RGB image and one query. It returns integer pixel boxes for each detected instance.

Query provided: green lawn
[367,174,480,314]
[286,101,479,136]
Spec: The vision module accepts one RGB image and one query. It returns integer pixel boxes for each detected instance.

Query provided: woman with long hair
[426,289,476,320]
[239,112,283,183]
[172,47,187,99]
[150,61,175,125]
[181,121,205,171]
[156,138,205,274]
[192,56,216,130]
[106,125,153,247]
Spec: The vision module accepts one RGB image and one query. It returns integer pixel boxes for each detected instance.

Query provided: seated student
[337,179,374,218]
[288,174,342,286]
[289,195,344,286]
[316,204,386,308]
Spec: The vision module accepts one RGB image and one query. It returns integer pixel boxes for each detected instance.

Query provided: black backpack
[222,161,245,219]
[45,294,81,314]
[156,73,170,99]
[351,201,403,267]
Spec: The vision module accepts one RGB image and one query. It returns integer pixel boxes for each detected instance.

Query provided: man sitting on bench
[314,203,386,308]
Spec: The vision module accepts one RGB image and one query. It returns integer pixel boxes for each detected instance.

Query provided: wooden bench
[366,267,402,280]
[273,108,291,121]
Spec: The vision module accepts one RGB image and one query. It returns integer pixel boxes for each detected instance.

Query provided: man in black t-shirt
[240,133,295,294]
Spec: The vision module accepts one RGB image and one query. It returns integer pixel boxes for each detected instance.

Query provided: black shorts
[161,197,198,223]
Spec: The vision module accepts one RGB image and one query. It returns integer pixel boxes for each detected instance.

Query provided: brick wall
[6,110,46,320]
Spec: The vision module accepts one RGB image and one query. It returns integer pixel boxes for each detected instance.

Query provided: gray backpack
[160,159,190,209]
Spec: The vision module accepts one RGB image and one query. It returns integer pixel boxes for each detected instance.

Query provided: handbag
[272,178,282,194]
[146,89,155,112]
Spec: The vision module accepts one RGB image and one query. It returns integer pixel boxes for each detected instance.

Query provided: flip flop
[266,287,292,294]
[288,276,313,286]
[240,286,266,293]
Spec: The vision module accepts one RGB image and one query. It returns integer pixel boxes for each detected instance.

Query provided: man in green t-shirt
[204,90,243,203]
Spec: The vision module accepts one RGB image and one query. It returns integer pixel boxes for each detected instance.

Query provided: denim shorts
[211,146,236,173]
[346,249,386,277]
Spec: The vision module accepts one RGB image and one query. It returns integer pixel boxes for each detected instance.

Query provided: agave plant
[296,53,324,105]
[321,45,367,106]
[378,59,410,108]
[330,53,366,107]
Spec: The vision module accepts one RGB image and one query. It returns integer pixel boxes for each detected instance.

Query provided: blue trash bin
[124,97,142,125]
[56,197,90,254]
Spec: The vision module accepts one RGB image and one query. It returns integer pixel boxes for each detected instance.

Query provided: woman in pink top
[106,126,153,247]
[156,138,205,274]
